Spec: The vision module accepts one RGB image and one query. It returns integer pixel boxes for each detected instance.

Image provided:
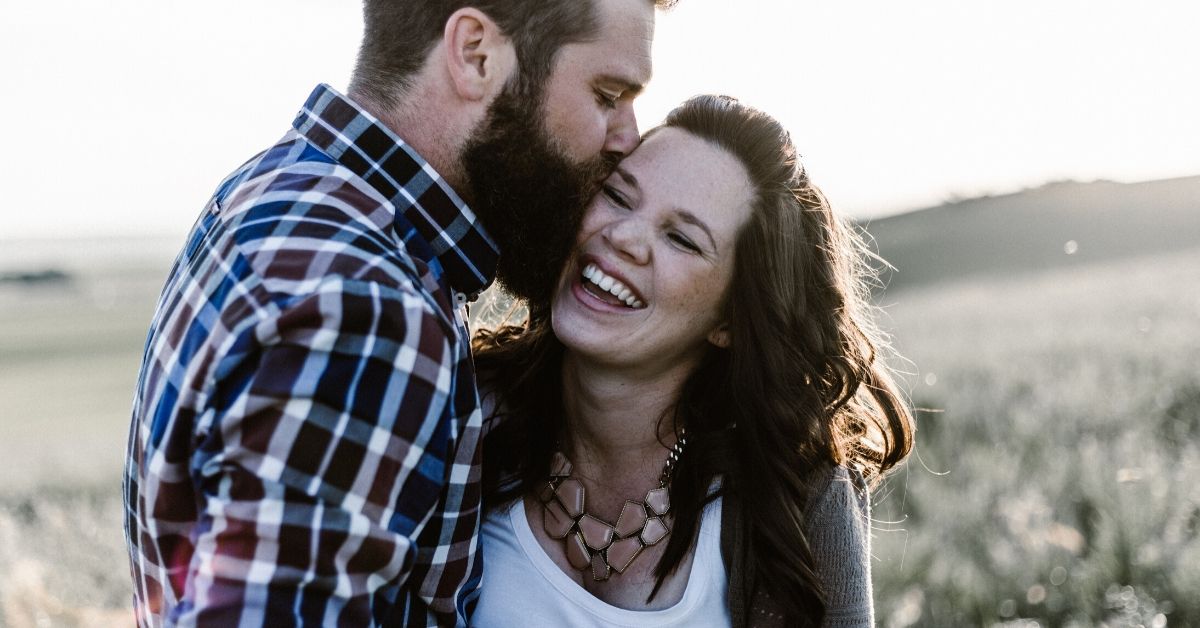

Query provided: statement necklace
[538,433,687,582]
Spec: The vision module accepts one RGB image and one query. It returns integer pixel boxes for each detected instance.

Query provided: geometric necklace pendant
[539,433,686,582]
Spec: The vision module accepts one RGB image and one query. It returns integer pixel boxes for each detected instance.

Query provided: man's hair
[350,0,676,108]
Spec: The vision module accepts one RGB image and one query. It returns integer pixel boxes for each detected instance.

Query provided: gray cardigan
[720,466,874,628]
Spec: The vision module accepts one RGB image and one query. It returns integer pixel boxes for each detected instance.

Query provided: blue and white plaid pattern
[124,84,498,627]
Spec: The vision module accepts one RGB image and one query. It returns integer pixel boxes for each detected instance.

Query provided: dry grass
[871,248,1200,627]
[1,242,1196,626]
[0,244,161,627]
[0,487,132,627]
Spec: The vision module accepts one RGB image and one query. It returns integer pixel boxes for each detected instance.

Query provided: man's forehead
[588,0,655,75]
[593,0,657,36]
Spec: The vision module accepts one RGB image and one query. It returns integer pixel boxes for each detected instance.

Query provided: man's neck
[347,83,472,198]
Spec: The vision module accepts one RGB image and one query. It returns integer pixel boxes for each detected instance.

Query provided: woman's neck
[559,353,691,484]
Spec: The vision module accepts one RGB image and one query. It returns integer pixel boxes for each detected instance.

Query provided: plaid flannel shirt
[123,84,498,627]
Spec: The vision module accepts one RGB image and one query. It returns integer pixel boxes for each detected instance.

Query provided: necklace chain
[539,432,688,582]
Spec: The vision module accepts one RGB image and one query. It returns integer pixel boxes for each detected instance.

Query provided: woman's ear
[443,8,516,102]
[708,324,731,349]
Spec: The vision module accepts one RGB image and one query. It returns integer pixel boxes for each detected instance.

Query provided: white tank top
[471,496,730,627]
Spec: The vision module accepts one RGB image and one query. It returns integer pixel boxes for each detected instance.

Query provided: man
[123,0,672,625]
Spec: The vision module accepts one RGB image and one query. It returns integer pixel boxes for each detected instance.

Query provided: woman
[470,95,914,627]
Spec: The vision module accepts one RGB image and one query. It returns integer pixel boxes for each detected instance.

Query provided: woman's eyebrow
[615,166,639,190]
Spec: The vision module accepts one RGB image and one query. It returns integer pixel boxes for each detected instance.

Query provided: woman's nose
[604,216,651,265]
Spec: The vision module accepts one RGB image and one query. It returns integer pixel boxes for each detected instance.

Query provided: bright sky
[2,0,1197,240]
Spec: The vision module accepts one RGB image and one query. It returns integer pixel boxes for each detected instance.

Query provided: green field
[870,248,1200,627]
[1,241,1196,627]
[0,244,168,627]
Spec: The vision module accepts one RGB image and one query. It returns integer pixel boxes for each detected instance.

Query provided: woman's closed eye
[602,184,631,209]
[668,232,702,254]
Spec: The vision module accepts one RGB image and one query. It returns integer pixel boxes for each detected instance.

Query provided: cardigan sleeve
[804,466,874,628]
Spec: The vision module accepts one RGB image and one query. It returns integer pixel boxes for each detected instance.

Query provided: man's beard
[462,85,619,307]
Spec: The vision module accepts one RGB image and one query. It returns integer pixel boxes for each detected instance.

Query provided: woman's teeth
[582,263,645,309]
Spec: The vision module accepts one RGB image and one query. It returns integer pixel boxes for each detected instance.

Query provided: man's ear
[708,324,731,349]
[443,8,515,102]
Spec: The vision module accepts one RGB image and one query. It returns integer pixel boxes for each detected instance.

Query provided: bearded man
[123,1,673,625]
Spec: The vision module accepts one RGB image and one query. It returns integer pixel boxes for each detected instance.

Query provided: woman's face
[551,127,755,373]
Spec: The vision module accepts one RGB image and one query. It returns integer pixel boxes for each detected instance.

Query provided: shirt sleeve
[172,276,455,626]
[805,467,875,628]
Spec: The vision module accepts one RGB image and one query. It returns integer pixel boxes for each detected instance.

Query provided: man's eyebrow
[675,209,717,252]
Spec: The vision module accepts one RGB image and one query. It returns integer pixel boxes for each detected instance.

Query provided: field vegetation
[0,240,169,627]
[870,247,1200,627]
[0,235,1196,626]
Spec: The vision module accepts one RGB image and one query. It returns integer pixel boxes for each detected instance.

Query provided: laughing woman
[470,95,914,627]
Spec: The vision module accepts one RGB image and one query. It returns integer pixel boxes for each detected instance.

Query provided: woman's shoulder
[801,465,875,627]
[802,465,870,530]
[721,465,875,627]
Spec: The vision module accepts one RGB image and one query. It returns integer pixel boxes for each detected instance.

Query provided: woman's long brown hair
[474,95,914,626]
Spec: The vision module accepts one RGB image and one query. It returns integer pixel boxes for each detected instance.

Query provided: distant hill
[860,175,1200,292]
[0,269,71,286]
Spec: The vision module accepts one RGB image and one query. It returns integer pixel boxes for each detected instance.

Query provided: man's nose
[603,104,640,157]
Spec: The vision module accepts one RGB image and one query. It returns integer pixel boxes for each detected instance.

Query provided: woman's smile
[580,262,646,309]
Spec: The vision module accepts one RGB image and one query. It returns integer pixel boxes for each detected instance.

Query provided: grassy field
[0,239,172,627]
[0,239,1196,626]
[870,247,1200,627]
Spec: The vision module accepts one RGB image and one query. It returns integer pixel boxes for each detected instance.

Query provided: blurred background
[1,1,1197,626]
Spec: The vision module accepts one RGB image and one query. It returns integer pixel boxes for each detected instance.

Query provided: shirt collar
[292,84,498,301]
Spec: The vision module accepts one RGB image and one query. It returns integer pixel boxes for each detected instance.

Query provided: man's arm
[174,276,454,626]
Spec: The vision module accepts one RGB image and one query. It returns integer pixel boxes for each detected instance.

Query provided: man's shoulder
[208,132,427,303]
[217,130,393,237]
[213,131,340,205]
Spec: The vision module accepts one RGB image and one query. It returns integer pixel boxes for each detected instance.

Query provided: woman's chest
[525,496,695,609]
